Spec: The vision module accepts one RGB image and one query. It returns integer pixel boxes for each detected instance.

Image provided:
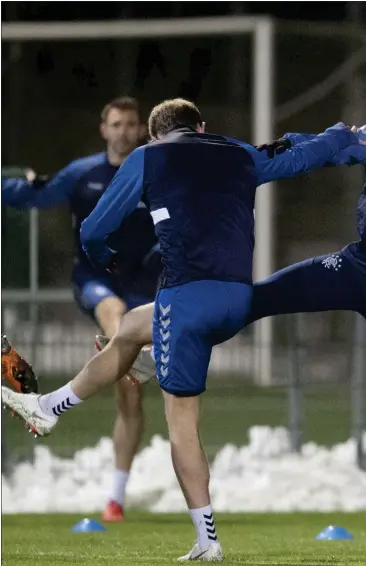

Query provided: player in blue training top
[72,133,366,392]
[83,144,366,388]
[3,100,366,562]
[80,103,366,562]
[245,130,366,324]
[1,96,161,523]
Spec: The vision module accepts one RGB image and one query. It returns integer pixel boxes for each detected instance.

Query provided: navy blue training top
[80,124,364,287]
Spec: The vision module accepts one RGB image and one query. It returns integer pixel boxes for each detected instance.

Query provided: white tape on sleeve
[151,208,170,225]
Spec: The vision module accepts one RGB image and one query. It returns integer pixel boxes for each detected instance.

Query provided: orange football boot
[1,334,39,394]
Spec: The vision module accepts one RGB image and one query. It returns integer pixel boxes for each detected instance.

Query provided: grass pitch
[3,512,366,565]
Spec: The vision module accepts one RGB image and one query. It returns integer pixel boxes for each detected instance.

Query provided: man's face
[100,108,142,157]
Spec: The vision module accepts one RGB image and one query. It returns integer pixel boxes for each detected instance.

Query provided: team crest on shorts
[321,254,343,272]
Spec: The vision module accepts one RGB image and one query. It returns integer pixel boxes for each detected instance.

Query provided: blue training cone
[316,526,354,541]
[72,518,106,533]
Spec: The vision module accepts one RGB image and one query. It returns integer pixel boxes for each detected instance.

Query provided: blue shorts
[246,250,366,325]
[153,280,253,397]
[72,262,156,321]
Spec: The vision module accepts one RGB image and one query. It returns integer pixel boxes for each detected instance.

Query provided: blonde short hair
[148,98,202,139]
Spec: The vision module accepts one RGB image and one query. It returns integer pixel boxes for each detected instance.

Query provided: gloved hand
[255,137,292,158]
[339,125,366,166]
[32,175,49,189]
[25,169,49,188]
[352,125,366,144]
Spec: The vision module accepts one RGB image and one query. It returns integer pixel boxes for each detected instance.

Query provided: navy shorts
[72,262,156,321]
[246,250,366,325]
[153,280,253,397]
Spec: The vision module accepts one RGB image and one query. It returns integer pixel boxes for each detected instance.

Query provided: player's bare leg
[71,303,153,400]
[95,296,145,522]
[163,391,222,561]
[1,304,154,436]
[95,304,155,476]
[164,392,210,508]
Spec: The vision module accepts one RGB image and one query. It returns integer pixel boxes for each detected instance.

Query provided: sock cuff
[68,382,82,405]
[115,469,130,481]
[189,504,217,546]
[189,504,212,517]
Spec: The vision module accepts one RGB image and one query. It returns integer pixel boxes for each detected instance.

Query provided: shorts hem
[159,384,205,397]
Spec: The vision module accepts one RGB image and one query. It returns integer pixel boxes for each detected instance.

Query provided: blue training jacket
[80,123,364,288]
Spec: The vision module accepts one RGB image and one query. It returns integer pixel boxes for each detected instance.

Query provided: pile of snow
[2,427,366,514]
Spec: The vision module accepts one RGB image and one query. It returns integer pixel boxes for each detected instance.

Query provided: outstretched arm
[255,133,317,158]
[283,132,317,146]
[2,163,78,209]
[260,129,366,167]
[250,123,362,185]
[80,146,145,268]
[227,123,363,185]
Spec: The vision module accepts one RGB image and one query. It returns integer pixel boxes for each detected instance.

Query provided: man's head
[148,98,205,140]
[100,96,145,162]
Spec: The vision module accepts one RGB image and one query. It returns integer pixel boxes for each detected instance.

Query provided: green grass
[3,379,356,462]
[3,512,366,565]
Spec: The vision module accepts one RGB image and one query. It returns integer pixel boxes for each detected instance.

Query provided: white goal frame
[2,15,275,386]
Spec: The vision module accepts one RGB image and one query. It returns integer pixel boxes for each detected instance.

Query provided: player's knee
[95,296,127,339]
[116,304,153,346]
[163,392,200,441]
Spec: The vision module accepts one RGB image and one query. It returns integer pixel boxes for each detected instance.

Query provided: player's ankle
[109,468,129,506]
[39,382,82,417]
[189,504,218,549]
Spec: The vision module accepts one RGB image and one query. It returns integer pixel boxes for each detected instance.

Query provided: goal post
[2,15,275,386]
[252,19,275,386]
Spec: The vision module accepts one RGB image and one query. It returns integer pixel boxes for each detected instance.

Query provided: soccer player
[83,129,366,374]
[3,100,366,561]
[2,96,161,522]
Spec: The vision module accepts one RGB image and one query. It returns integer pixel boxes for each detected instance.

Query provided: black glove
[32,174,49,189]
[255,138,292,158]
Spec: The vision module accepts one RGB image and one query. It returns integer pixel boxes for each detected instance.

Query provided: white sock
[39,382,82,417]
[189,504,218,549]
[109,469,129,506]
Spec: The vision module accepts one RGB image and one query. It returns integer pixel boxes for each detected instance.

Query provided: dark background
[0,2,354,22]
[1,3,365,456]
[2,2,366,288]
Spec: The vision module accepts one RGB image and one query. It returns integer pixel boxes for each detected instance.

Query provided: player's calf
[163,391,222,560]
